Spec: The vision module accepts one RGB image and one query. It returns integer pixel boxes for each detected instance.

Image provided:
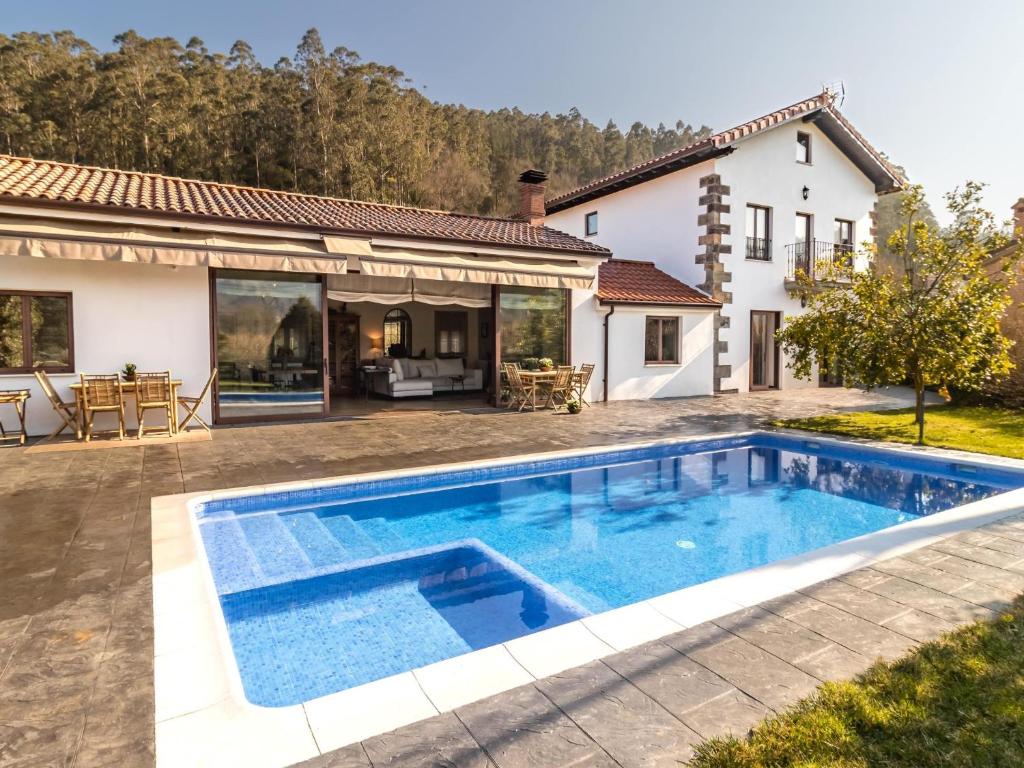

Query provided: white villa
[0,89,900,435]
[545,89,904,393]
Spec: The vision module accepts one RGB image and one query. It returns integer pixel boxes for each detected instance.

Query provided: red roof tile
[597,259,720,307]
[547,90,905,212]
[0,155,610,257]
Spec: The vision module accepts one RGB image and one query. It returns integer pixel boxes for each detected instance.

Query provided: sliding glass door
[498,287,568,365]
[213,270,327,422]
[750,310,780,390]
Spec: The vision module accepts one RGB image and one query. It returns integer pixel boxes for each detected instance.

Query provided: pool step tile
[238,514,315,580]
[319,515,385,561]
[281,512,350,567]
[352,516,409,553]
[198,519,266,594]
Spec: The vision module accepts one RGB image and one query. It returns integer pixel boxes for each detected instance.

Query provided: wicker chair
[135,371,175,438]
[34,370,81,440]
[540,365,576,410]
[80,374,125,441]
[573,363,596,407]
[503,362,535,412]
[177,368,217,434]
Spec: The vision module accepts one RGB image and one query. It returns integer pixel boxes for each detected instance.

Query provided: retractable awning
[326,273,490,307]
[0,216,348,274]
[359,247,597,289]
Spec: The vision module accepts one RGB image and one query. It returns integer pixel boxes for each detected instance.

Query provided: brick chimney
[516,169,548,226]
[1013,198,1024,237]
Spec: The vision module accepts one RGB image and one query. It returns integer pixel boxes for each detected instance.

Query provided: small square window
[584,211,598,237]
[644,317,679,364]
[796,132,811,164]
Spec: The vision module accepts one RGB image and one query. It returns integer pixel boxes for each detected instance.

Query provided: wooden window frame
[0,289,75,374]
[584,211,599,237]
[745,204,772,261]
[644,316,680,365]
[796,131,812,164]
[435,310,468,358]
[834,218,855,246]
[382,307,412,353]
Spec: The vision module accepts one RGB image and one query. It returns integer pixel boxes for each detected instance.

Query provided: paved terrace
[1,386,1003,768]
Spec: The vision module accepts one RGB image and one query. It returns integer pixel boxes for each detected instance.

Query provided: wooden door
[750,311,780,390]
[330,313,360,396]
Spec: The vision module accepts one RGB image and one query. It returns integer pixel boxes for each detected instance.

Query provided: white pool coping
[152,431,1024,767]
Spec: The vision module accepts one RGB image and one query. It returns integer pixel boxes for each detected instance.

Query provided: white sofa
[371,357,484,398]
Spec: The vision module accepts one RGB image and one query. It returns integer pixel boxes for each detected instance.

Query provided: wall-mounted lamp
[802,185,810,200]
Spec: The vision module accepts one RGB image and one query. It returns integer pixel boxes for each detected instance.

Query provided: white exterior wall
[0,256,212,435]
[548,119,879,395]
[715,121,876,392]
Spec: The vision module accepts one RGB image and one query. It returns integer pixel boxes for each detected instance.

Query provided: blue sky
[5,0,1023,224]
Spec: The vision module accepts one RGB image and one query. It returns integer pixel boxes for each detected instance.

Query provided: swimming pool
[192,432,1024,707]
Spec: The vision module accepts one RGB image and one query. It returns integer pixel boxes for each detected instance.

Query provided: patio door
[750,310,780,390]
[211,270,328,423]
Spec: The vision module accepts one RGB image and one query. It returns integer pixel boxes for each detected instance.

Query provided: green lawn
[774,405,1024,460]
[691,597,1024,767]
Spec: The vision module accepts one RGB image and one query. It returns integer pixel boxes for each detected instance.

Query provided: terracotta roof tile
[547,90,905,212]
[597,259,720,307]
[0,154,610,257]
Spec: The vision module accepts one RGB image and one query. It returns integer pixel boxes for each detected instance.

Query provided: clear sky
[5,0,1023,224]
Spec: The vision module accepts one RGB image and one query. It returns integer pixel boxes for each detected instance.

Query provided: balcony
[745,236,772,261]
[785,240,854,283]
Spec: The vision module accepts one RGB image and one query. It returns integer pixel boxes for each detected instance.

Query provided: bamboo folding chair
[503,363,536,412]
[134,371,175,438]
[80,374,126,441]
[177,368,217,434]
[540,365,576,410]
[0,389,30,445]
[34,370,81,440]
[573,363,596,407]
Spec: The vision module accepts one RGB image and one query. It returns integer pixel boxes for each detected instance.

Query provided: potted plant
[538,357,554,372]
[522,357,540,371]
[565,398,582,414]
[121,362,137,381]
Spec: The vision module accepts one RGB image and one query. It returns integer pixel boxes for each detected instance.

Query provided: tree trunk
[914,379,926,445]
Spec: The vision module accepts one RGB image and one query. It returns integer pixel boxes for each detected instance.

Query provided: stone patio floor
[4,386,1014,768]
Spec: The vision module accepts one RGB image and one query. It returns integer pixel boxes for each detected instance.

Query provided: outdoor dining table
[69,379,183,436]
[516,369,557,410]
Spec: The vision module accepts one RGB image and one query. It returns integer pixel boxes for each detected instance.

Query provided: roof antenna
[822,81,846,108]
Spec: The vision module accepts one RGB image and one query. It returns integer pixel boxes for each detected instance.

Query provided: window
[383,308,412,355]
[584,211,598,237]
[644,317,679,364]
[499,287,568,365]
[745,204,771,260]
[435,311,467,357]
[0,291,73,374]
[796,131,811,163]
[834,219,854,247]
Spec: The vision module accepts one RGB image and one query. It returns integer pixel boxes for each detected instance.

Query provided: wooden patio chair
[177,368,217,434]
[134,371,175,438]
[0,389,30,445]
[34,370,81,440]
[540,365,576,410]
[573,363,596,407]
[80,374,125,441]
[504,363,536,412]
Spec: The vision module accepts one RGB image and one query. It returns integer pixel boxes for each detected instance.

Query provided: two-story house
[546,89,904,394]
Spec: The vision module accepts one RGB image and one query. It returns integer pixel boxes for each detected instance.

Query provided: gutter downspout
[602,304,615,402]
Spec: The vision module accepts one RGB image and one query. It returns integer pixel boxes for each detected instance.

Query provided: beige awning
[359,247,596,289]
[326,273,490,307]
[0,216,348,274]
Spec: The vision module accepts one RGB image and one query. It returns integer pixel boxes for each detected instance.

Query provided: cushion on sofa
[411,359,437,378]
[434,357,464,376]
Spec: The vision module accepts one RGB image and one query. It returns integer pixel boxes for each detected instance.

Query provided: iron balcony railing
[746,236,772,261]
[785,240,854,280]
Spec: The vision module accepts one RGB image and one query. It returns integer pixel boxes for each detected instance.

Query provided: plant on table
[522,357,540,371]
[538,357,554,371]
[777,182,1022,444]
[121,362,137,381]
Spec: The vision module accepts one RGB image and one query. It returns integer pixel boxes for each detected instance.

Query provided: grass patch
[691,596,1024,767]
[774,405,1024,460]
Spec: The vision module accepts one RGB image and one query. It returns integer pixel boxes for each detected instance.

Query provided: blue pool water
[195,433,1022,706]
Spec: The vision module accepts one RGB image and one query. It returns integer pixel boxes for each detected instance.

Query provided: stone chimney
[1013,198,1024,237]
[516,169,548,226]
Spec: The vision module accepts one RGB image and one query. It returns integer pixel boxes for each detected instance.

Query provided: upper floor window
[584,211,598,237]
[383,308,411,356]
[644,316,679,364]
[745,204,771,261]
[796,132,811,164]
[0,291,74,374]
[834,219,854,248]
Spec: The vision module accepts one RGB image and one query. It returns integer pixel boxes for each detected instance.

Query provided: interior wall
[330,299,482,364]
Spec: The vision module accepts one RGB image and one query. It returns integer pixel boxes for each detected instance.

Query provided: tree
[777,183,1022,444]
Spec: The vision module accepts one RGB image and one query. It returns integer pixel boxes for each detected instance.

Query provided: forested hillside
[0,28,711,215]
